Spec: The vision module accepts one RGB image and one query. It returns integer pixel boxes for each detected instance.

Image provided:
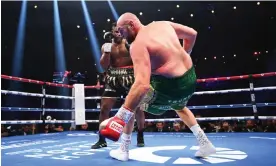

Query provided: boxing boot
[137,130,145,147]
[109,133,131,161]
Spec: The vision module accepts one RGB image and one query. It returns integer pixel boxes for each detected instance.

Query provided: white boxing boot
[110,133,131,161]
[109,148,129,161]
[195,141,216,158]
[190,124,216,158]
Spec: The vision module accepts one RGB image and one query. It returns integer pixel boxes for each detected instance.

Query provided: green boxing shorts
[142,66,197,115]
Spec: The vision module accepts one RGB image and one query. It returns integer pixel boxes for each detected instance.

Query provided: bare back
[110,39,133,68]
[138,21,193,78]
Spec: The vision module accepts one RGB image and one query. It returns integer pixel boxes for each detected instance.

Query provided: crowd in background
[2,119,276,137]
[137,119,276,133]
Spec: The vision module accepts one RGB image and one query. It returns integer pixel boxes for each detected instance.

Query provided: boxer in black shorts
[91,23,145,149]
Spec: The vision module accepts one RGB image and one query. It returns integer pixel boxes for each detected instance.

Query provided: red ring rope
[197,72,276,82]
[2,71,276,88]
[1,75,103,89]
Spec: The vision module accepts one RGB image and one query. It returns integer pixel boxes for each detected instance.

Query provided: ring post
[96,74,101,109]
[71,85,76,129]
[249,74,258,120]
[40,83,46,133]
[73,84,86,125]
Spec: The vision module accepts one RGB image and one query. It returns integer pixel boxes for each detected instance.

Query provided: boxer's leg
[92,83,118,149]
[175,107,216,157]
[118,106,145,150]
[109,110,136,161]
[99,97,117,125]
[175,107,197,128]
[135,106,145,147]
[92,97,117,149]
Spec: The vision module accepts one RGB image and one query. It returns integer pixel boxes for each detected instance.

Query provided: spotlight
[214,56,216,59]
[257,2,260,5]
[77,25,80,28]
[103,30,106,32]
[233,6,237,10]
[211,10,214,13]
[234,54,236,57]
[93,23,95,25]
[107,19,110,22]
[224,62,226,64]
[176,5,180,8]
[204,57,207,60]
[78,57,80,60]
[266,51,268,53]
[190,13,194,17]
[256,58,259,61]
[34,5,37,9]
[158,9,160,12]
[94,64,97,66]
[171,17,174,20]
[85,37,88,40]
[139,12,143,15]
[222,56,225,58]
[208,26,211,29]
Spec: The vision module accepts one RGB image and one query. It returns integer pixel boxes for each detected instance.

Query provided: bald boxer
[91,23,145,149]
[100,13,216,160]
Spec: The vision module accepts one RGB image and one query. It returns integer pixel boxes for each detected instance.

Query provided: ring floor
[2,131,276,166]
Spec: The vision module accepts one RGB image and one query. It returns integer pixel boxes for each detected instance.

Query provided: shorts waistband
[107,67,134,75]
[117,65,133,69]
[151,66,195,81]
[109,65,133,69]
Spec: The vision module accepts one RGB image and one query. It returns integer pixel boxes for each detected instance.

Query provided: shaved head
[117,12,140,27]
[116,12,143,43]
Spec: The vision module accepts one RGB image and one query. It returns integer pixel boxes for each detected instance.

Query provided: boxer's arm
[100,44,111,71]
[167,21,197,54]
[123,41,151,111]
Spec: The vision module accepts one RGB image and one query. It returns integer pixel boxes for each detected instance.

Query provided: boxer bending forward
[91,23,145,149]
[100,13,216,160]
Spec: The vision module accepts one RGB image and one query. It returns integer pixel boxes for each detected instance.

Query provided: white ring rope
[1,116,276,124]
[194,86,276,95]
[2,103,275,112]
[1,90,73,99]
[2,86,276,99]
[84,96,102,100]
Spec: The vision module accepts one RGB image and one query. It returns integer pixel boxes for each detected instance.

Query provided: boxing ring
[1,72,276,166]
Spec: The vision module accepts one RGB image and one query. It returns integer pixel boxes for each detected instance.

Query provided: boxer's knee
[99,98,116,120]
[175,107,197,128]
[100,104,112,117]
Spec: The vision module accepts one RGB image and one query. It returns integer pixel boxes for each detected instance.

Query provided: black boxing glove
[103,32,113,43]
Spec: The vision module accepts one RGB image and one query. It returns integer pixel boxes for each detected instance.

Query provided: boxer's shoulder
[129,40,147,56]
[146,21,169,31]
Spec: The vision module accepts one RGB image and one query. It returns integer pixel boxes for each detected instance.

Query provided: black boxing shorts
[102,66,134,98]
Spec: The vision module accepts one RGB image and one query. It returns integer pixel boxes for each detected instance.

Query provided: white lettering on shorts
[109,121,123,133]
[152,105,172,110]
[168,94,193,105]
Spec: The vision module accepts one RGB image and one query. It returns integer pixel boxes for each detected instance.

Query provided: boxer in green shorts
[100,13,216,161]
[144,66,197,115]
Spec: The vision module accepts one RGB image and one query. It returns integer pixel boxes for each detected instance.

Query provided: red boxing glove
[100,117,126,142]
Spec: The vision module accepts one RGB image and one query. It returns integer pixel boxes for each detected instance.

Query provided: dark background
[1,1,276,121]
